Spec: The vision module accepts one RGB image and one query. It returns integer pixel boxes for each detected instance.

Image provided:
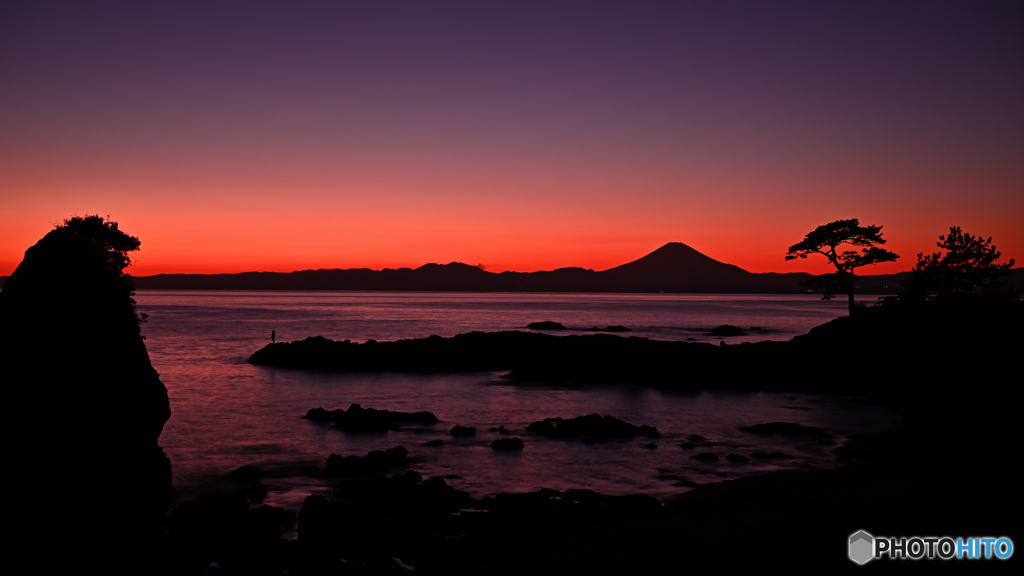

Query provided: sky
[2,1,1022,277]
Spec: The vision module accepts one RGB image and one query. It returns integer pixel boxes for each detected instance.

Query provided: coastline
[154,296,1016,572]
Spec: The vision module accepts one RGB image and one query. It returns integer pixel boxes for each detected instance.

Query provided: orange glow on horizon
[2,189,1020,279]
[2,4,1021,280]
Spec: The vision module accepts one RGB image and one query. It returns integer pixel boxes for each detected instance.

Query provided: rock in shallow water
[527,414,660,441]
[306,403,439,431]
[491,437,525,450]
[451,425,477,436]
[709,324,747,336]
[527,320,566,330]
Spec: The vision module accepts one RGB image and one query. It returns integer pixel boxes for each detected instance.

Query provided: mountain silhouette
[602,242,754,291]
[120,242,1022,294]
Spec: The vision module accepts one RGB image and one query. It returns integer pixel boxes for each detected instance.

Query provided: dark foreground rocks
[163,491,296,575]
[162,298,1021,573]
[162,398,1022,574]
[159,410,1019,574]
[161,465,664,574]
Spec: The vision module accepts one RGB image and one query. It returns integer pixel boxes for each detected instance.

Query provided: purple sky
[2,1,1021,275]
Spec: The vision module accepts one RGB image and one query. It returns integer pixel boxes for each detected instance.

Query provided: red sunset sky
[2,2,1021,277]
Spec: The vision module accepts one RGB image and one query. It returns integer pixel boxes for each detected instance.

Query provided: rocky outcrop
[306,403,438,431]
[527,414,660,441]
[585,325,631,332]
[451,425,477,436]
[709,324,747,336]
[0,223,171,571]
[527,320,566,330]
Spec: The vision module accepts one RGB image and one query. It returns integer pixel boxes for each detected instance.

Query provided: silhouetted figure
[272,330,275,343]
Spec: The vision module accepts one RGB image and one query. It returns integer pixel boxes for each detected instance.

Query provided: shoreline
[191,298,1018,571]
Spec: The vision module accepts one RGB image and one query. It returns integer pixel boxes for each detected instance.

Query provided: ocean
[136,290,899,522]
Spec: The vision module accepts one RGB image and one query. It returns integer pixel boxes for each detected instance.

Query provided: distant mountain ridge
[2,243,1010,294]
[109,242,1024,294]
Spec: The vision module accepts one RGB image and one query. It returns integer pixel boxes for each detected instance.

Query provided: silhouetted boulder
[709,324,747,336]
[1,218,171,571]
[527,321,566,330]
[451,425,477,436]
[491,437,525,450]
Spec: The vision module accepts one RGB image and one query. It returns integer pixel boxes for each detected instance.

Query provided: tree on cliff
[902,227,1016,298]
[786,219,899,313]
[59,214,140,272]
[57,215,146,324]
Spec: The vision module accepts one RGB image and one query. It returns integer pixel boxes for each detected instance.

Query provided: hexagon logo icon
[849,530,874,565]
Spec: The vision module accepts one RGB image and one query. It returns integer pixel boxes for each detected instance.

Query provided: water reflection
[135,291,897,514]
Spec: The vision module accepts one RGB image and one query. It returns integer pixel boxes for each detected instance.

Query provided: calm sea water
[136,291,899,520]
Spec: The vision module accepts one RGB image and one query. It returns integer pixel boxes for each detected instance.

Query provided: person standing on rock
[272,330,275,344]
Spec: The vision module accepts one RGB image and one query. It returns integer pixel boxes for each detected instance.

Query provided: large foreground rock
[0,225,171,571]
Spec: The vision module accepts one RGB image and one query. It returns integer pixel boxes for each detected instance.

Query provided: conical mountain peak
[601,242,752,289]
